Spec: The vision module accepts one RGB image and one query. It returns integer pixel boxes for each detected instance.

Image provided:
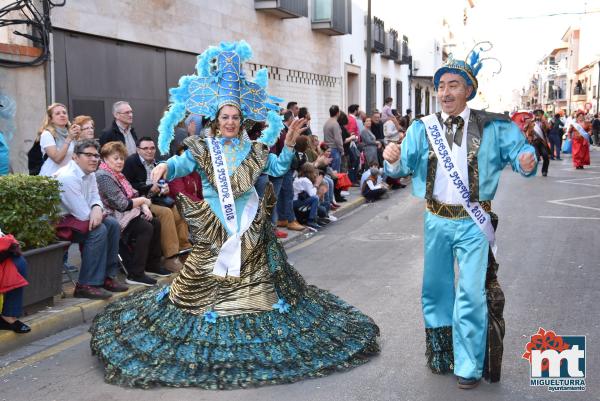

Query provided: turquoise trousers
[423,211,489,379]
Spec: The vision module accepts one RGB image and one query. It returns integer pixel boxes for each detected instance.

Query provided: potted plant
[0,174,68,307]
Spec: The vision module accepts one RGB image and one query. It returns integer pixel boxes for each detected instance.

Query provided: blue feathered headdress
[433,41,501,101]
[158,40,284,154]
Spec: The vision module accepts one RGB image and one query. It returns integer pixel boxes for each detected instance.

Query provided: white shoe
[341,190,350,196]
[327,214,338,222]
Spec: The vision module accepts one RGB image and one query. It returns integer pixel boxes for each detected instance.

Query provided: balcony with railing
[311,0,352,36]
[400,35,411,64]
[254,0,308,18]
[365,16,385,53]
[382,29,399,61]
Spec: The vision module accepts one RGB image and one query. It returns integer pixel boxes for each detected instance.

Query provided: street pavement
[1,152,599,401]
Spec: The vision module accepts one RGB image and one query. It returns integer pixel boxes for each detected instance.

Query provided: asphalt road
[1,153,599,401]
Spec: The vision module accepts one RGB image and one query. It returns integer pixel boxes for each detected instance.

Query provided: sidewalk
[0,187,367,355]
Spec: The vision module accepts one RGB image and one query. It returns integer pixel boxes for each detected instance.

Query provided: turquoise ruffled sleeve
[263,146,294,177]
[383,120,425,178]
[165,149,198,181]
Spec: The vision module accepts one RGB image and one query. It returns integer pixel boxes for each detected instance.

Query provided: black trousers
[533,139,550,175]
[121,216,162,277]
[548,133,562,159]
[363,187,387,201]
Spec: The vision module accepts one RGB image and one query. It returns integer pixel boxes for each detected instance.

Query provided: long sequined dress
[89,137,380,389]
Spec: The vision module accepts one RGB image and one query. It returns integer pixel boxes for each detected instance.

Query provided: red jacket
[0,235,28,293]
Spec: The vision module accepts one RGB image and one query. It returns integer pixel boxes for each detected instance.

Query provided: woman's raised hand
[285,118,308,147]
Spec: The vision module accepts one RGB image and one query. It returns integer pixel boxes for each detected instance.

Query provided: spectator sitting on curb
[95,141,164,287]
[72,115,96,140]
[362,165,388,203]
[99,101,138,156]
[55,139,127,299]
[293,163,326,231]
[122,136,192,272]
[0,229,31,333]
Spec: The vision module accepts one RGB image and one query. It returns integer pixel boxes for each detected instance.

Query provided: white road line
[555,176,600,187]
[539,216,600,220]
[547,196,600,212]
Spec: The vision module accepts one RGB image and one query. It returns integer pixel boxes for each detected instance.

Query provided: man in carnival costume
[383,44,537,389]
[89,41,379,389]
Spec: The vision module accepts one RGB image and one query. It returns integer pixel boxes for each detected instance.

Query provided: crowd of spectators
[0,98,412,331]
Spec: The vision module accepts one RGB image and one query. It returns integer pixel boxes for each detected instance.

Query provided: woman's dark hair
[247,121,265,140]
[337,111,348,126]
[294,135,309,152]
[298,107,309,119]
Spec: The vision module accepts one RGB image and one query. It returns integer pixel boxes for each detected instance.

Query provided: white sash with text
[206,137,259,277]
[421,114,497,257]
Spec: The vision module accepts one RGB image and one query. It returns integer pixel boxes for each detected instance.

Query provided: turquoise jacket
[166,139,293,235]
[384,110,537,201]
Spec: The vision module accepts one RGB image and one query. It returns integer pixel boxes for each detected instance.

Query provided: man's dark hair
[298,107,309,119]
[406,109,412,114]
[137,136,154,146]
[385,97,393,104]
[283,110,294,122]
[286,101,298,110]
[74,139,100,154]
[554,113,561,119]
[348,104,359,114]
[329,105,340,117]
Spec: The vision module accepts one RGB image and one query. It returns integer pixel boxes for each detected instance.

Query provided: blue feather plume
[468,47,482,76]
[257,111,284,147]
[254,68,268,89]
[234,40,253,62]
[158,74,194,155]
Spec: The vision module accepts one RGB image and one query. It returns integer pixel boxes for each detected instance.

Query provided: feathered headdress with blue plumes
[433,41,501,101]
[158,40,284,155]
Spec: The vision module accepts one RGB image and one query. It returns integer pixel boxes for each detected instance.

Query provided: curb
[0,192,366,355]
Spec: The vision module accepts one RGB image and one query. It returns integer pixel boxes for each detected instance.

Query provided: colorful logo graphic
[522,327,586,392]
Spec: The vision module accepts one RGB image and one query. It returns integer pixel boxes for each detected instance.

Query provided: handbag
[151,195,176,208]
[561,138,572,154]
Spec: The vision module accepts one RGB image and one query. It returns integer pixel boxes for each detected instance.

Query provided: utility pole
[365,0,372,115]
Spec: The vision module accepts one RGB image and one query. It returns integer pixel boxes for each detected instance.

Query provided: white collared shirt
[55,160,103,221]
[433,107,470,204]
[116,121,137,156]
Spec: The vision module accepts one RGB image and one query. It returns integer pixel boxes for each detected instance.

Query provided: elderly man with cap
[383,48,537,389]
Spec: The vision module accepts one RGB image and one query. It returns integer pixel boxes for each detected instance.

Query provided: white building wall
[340,0,409,116]
[47,0,344,137]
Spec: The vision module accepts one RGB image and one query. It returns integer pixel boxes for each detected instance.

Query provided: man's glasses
[138,146,156,151]
[117,111,133,115]
[77,152,101,159]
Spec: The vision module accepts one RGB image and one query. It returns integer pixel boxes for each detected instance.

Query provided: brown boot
[287,220,305,231]
[277,220,288,228]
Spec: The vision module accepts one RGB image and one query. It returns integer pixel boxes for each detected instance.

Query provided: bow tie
[219,137,240,147]
[443,116,464,148]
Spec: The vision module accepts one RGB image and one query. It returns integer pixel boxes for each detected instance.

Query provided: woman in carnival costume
[89,41,379,389]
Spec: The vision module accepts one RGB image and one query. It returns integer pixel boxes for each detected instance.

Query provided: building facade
[0,0,352,172]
